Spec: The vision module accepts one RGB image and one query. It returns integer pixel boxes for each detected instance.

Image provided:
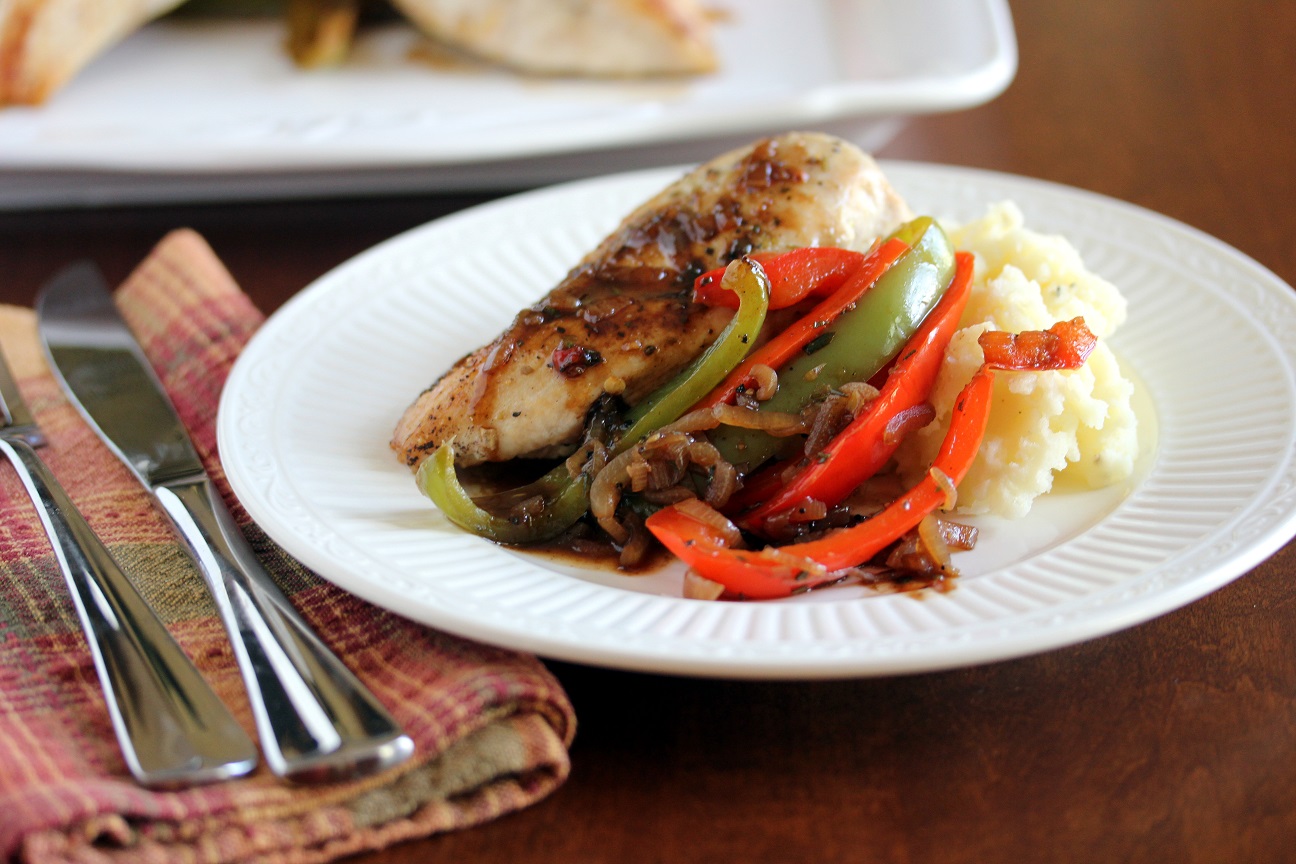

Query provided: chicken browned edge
[391,131,914,470]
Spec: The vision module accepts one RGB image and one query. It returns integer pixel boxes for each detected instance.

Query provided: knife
[36,262,414,782]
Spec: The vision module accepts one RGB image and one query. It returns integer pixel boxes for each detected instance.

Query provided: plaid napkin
[0,230,575,864]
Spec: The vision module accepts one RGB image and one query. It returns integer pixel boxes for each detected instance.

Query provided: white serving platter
[0,0,1015,208]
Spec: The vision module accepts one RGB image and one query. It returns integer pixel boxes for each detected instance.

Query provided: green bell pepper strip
[707,218,957,470]
[416,256,770,545]
[417,444,593,545]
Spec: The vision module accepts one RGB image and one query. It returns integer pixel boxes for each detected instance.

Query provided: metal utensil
[36,262,413,782]
[0,342,258,787]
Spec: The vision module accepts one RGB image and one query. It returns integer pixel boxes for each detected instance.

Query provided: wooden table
[3,2,1294,861]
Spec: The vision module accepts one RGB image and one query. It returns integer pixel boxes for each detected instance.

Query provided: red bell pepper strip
[735,251,976,529]
[645,505,840,600]
[978,317,1097,370]
[693,247,871,310]
[779,366,994,571]
[691,237,910,412]
[646,365,996,599]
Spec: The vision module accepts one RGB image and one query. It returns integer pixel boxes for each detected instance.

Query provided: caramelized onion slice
[883,402,937,446]
[673,497,745,548]
[712,403,807,436]
[937,518,979,550]
[683,569,726,601]
[749,364,778,400]
[929,465,957,511]
[885,513,955,578]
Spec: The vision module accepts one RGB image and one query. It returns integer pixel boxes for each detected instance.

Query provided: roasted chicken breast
[388,0,717,77]
[392,132,913,470]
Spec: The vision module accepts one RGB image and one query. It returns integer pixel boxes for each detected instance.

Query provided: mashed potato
[892,202,1139,519]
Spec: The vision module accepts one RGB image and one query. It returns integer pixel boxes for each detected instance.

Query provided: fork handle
[0,438,259,787]
[154,477,413,782]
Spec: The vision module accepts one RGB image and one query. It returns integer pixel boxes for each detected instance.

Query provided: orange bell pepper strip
[692,246,871,309]
[735,251,976,530]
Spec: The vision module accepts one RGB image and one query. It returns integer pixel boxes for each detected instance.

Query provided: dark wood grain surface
[3,2,1294,862]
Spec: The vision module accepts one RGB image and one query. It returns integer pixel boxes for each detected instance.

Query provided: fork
[0,344,258,787]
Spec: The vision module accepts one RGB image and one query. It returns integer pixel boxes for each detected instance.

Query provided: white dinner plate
[218,160,1296,679]
[0,0,1015,208]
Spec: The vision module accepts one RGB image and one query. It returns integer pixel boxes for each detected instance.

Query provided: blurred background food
[0,0,188,105]
[0,0,1016,209]
[0,0,720,106]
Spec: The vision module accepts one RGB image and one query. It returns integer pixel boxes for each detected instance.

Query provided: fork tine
[0,345,46,446]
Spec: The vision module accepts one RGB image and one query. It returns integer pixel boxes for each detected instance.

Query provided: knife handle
[154,477,413,782]
[0,438,259,787]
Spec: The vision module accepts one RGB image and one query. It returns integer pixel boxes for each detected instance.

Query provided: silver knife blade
[37,262,413,782]
[34,262,204,487]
